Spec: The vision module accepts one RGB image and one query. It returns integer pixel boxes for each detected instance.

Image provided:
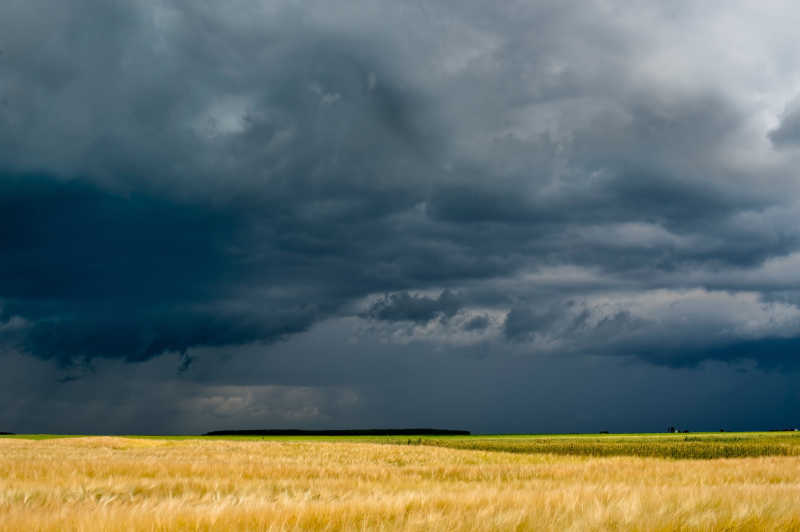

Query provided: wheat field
[2,436,800,531]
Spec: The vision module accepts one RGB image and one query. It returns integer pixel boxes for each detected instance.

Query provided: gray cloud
[770,98,800,147]
[2,320,799,435]
[3,1,800,430]
[366,290,462,324]
[500,290,800,368]
[462,314,490,332]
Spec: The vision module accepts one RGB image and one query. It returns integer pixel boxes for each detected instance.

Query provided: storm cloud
[3,1,800,432]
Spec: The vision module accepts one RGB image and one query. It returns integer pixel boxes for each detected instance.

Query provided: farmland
[2,432,800,530]
[419,431,800,459]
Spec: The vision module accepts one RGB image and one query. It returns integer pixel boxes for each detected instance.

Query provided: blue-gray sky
[2,1,800,434]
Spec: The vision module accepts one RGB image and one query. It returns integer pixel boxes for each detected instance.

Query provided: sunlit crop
[2,435,800,530]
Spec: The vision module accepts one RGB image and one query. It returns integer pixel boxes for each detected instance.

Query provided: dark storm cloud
[503,306,568,342]
[0,0,453,364]
[3,0,800,395]
[498,290,800,369]
[462,314,489,332]
[366,290,462,324]
[0,174,326,363]
[4,320,799,435]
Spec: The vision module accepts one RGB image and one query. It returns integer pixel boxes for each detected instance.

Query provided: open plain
[2,433,800,531]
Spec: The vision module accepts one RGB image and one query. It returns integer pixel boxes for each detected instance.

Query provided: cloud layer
[2,1,800,431]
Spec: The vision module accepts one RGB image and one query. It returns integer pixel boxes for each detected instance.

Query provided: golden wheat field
[2,436,800,531]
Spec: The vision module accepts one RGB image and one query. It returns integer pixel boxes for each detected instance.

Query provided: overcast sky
[2,1,800,434]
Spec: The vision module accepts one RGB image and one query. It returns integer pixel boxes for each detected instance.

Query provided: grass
[5,431,800,459]
[414,431,800,459]
[2,434,800,530]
